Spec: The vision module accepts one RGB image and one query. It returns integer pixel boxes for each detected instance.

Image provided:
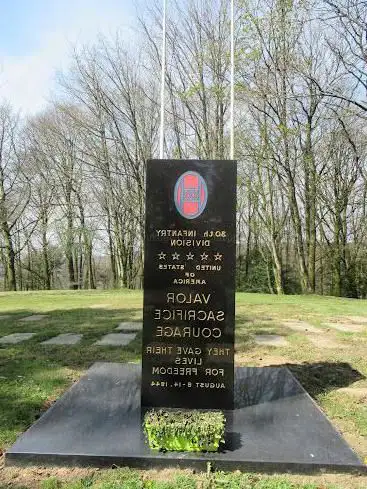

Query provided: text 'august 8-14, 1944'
[141,159,237,410]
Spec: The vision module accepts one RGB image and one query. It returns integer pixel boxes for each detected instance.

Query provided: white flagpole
[159,0,167,159]
[230,0,235,160]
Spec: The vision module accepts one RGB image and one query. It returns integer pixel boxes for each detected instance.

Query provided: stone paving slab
[94,333,136,346]
[307,336,345,349]
[19,315,49,322]
[324,322,365,333]
[0,333,35,344]
[254,335,289,347]
[41,334,83,345]
[116,322,142,332]
[283,321,322,334]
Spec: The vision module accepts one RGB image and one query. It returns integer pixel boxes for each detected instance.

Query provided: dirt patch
[0,457,94,488]
[1,458,366,489]
[235,351,294,367]
[41,397,58,411]
[283,320,323,334]
[256,355,294,367]
[336,387,367,400]
[307,336,346,349]
[284,473,367,489]
[344,316,367,324]
[324,322,365,333]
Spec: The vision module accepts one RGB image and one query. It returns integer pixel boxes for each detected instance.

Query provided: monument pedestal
[6,362,366,474]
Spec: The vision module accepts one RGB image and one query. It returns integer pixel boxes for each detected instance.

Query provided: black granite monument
[6,160,367,474]
[141,159,236,409]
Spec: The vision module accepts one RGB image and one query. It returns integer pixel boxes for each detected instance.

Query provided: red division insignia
[174,171,208,219]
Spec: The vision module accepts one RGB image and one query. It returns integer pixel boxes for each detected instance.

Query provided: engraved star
[158,252,166,260]
[214,253,223,261]
[172,252,180,260]
[186,252,194,260]
[200,252,209,261]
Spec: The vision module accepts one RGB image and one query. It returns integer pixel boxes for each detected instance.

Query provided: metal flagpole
[230,0,235,160]
[159,0,167,159]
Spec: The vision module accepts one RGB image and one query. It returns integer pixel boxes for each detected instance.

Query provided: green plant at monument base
[143,409,225,452]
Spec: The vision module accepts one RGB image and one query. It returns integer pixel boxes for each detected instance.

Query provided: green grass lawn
[0,290,366,489]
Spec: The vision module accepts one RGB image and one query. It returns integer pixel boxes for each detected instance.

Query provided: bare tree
[0,105,30,290]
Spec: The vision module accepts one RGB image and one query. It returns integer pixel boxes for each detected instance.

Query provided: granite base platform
[6,362,366,474]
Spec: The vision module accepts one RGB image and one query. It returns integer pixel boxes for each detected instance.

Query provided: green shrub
[144,409,225,452]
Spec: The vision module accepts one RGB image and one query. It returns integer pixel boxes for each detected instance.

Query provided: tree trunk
[66,211,77,289]
[107,210,118,288]
[2,220,16,291]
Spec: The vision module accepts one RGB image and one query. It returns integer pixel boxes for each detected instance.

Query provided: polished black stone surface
[6,363,366,473]
[142,160,237,409]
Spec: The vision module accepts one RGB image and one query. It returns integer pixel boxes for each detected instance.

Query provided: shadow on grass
[232,362,365,411]
[270,362,365,398]
[0,307,142,365]
[0,307,142,450]
[1,306,365,452]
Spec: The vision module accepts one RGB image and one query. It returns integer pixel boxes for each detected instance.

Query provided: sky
[0,0,138,114]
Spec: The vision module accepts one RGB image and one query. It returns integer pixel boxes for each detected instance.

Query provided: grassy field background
[0,290,366,489]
